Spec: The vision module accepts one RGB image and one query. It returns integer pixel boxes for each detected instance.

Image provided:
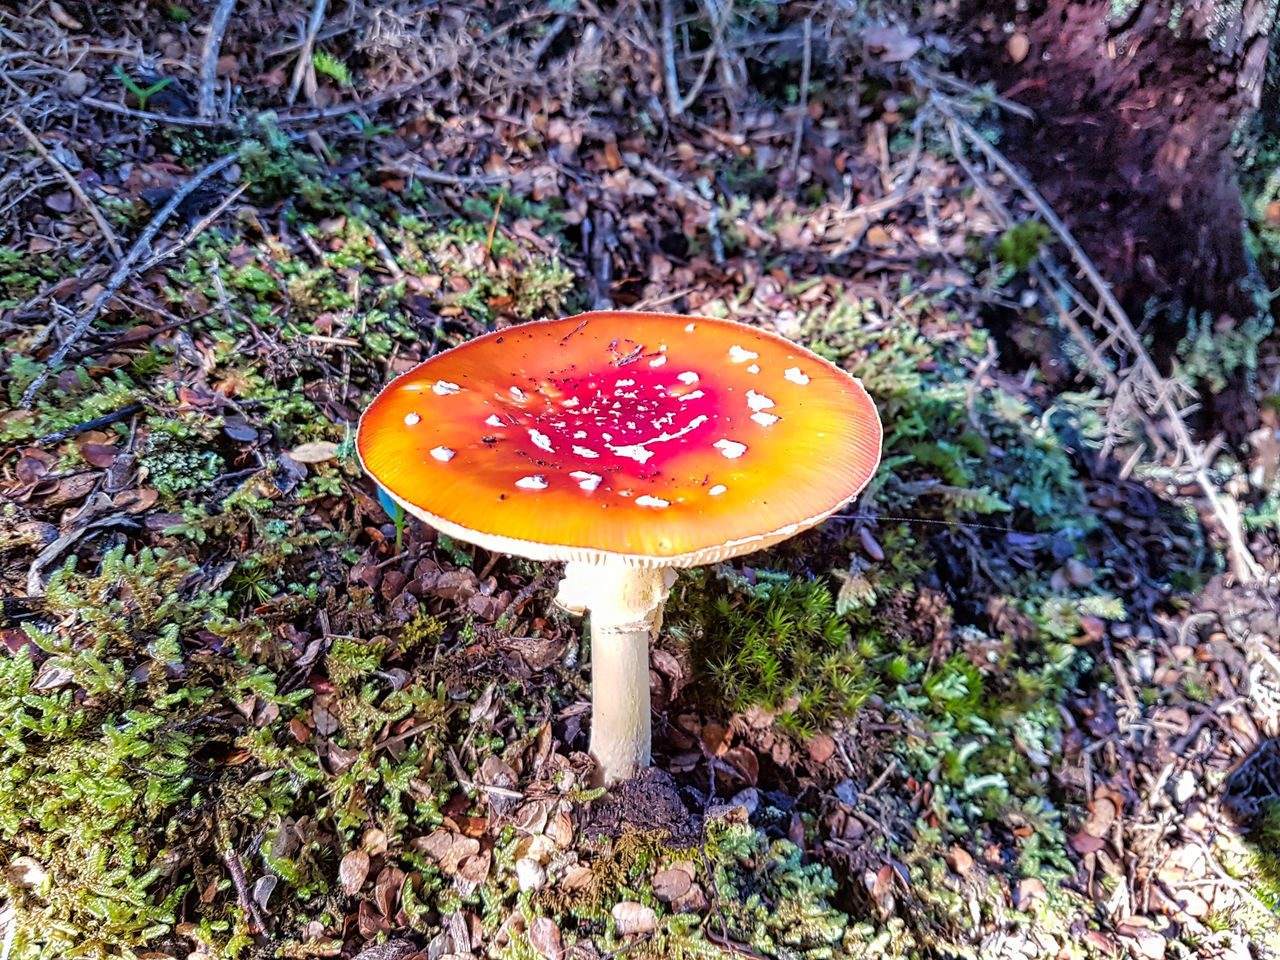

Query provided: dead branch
[922,77,1265,583]
[7,115,122,259]
[661,0,683,119]
[662,0,734,119]
[20,152,239,408]
[198,0,238,118]
[377,159,512,189]
[80,95,234,128]
[288,0,329,106]
[788,17,812,179]
[630,157,774,245]
[136,180,250,273]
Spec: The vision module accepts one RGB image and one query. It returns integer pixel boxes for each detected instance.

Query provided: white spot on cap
[714,439,747,459]
[484,414,504,427]
[528,429,553,452]
[677,371,699,384]
[515,475,548,490]
[612,444,655,464]
[709,484,727,496]
[562,397,580,408]
[649,355,668,368]
[728,345,759,363]
[614,378,636,387]
[747,364,760,374]
[636,495,670,508]
[573,431,588,439]
[745,390,775,411]
[430,446,455,462]
[404,412,421,425]
[433,380,462,396]
[684,323,696,332]
[572,445,600,459]
[751,412,780,426]
[570,470,603,491]
[510,386,526,401]
[784,367,810,385]
[402,384,424,392]
[677,390,705,402]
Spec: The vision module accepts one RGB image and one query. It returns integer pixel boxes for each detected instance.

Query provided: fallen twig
[378,160,511,188]
[21,152,239,408]
[924,78,1265,583]
[198,0,238,118]
[663,0,734,119]
[8,114,123,259]
[222,847,270,934]
[288,0,329,106]
[631,157,774,245]
[79,95,235,128]
[528,8,573,64]
[35,404,144,445]
[788,17,812,179]
[661,0,683,119]
[136,180,250,273]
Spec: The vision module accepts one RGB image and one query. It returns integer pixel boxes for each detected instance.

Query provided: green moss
[668,571,873,738]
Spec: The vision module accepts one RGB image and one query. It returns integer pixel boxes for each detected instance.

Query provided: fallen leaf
[806,734,836,764]
[1007,33,1029,64]
[528,917,564,960]
[44,191,76,213]
[653,867,692,902]
[339,849,369,895]
[357,899,389,939]
[1116,924,1165,959]
[6,856,48,888]
[79,443,118,468]
[611,901,656,935]
[946,846,974,874]
[412,829,454,863]
[863,26,921,63]
[114,488,159,514]
[1014,876,1047,911]
[288,440,340,463]
[222,417,258,442]
[374,865,405,917]
[439,836,480,875]
[49,0,83,28]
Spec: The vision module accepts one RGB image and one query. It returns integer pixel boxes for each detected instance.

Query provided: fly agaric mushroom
[357,311,881,787]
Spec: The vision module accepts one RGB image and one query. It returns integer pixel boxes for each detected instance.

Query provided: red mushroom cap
[357,312,882,566]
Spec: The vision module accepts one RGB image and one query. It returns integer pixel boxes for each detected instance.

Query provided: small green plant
[347,113,395,142]
[995,219,1052,271]
[312,50,352,86]
[113,66,176,111]
[667,570,873,738]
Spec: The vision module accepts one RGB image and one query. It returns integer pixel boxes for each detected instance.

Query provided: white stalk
[556,561,676,787]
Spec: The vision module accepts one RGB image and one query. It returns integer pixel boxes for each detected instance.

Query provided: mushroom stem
[557,561,677,787]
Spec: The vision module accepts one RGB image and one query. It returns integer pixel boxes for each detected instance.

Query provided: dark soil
[961,0,1272,433]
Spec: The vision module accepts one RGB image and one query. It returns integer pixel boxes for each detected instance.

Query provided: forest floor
[1,2,1279,959]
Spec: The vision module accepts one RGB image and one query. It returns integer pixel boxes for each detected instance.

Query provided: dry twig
[378,160,511,188]
[80,95,234,128]
[288,0,329,106]
[21,153,239,407]
[198,0,238,118]
[8,114,123,258]
[631,157,773,245]
[136,180,250,273]
[788,17,812,179]
[922,78,1265,583]
[662,0,734,119]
